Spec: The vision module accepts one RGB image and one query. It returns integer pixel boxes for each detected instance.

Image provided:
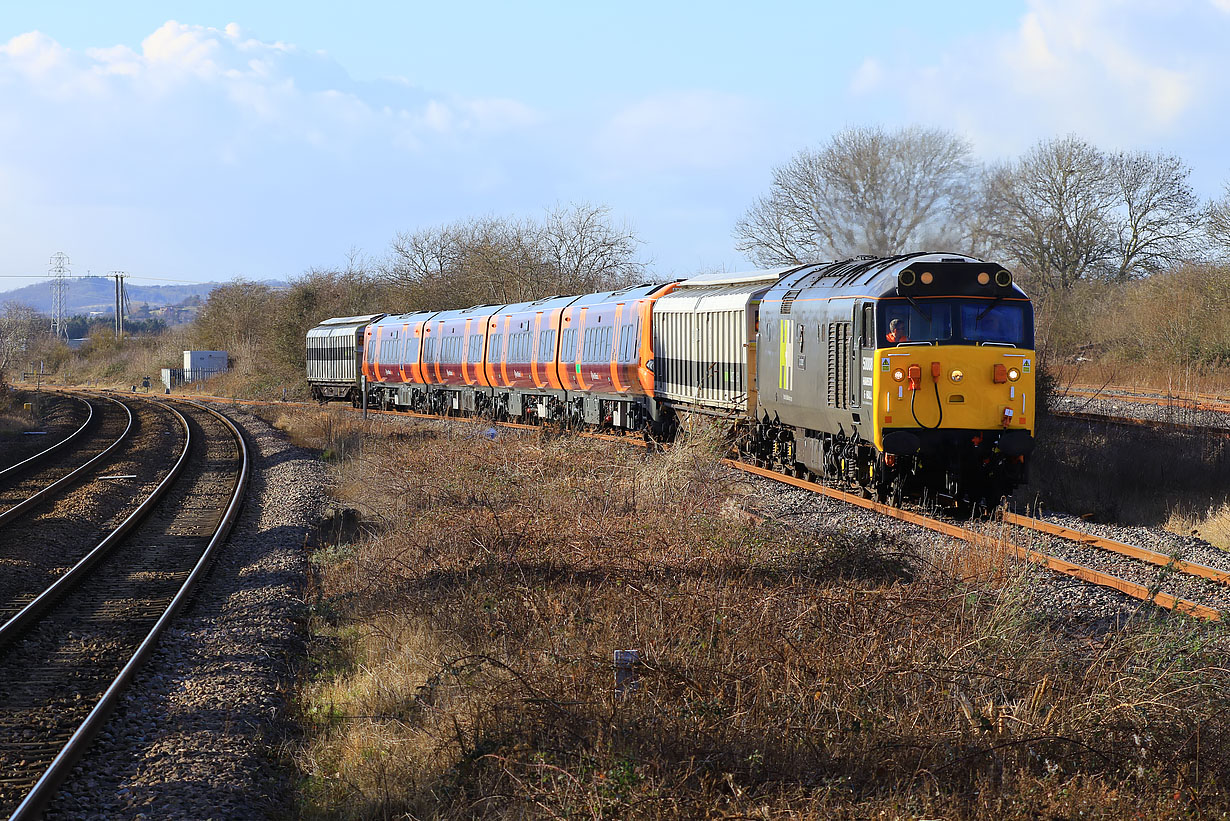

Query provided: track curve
[0,397,249,819]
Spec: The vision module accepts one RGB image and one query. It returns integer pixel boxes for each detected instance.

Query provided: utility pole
[49,252,70,339]
[111,271,127,339]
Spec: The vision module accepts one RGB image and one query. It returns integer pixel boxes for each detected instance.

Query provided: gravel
[1054,391,1230,431]
[45,407,328,820]
[739,472,1226,634]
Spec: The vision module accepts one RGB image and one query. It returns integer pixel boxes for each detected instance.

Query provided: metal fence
[161,367,229,391]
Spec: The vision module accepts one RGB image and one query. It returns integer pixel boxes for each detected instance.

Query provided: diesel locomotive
[307,253,1035,504]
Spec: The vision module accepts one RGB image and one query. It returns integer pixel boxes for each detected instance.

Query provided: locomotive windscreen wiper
[976,295,1004,321]
[906,295,930,320]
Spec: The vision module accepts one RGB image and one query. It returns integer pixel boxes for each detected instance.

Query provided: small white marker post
[613,649,640,698]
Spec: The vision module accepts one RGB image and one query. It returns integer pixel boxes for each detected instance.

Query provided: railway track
[729,461,1225,622]
[1050,406,1230,436]
[0,394,93,473]
[1064,384,1230,413]
[0,397,248,819]
[1050,384,1230,442]
[0,398,187,627]
[0,394,135,527]
[0,393,91,476]
[1057,386,1230,420]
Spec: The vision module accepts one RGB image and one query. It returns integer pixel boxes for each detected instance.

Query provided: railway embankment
[261,405,1230,820]
[1024,402,1230,548]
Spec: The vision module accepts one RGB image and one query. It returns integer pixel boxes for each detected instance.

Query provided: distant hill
[0,277,286,314]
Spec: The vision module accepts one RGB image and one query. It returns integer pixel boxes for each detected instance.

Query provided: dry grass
[0,385,43,435]
[1052,358,1230,398]
[1167,504,1230,552]
[46,331,312,401]
[275,409,1230,819]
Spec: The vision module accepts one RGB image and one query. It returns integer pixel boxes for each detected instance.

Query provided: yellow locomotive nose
[873,345,1035,445]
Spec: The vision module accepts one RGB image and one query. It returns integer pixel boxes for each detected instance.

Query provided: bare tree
[1208,182,1230,256]
[734,125,979,265]
[1107,150,1202,281]
[541,203,647,294]
[383,203,648,310]
[272,250,384,370]
[983,136,1119,291]
[0,302,43,380]
[985,137,1204,290]
[193,280,277,352]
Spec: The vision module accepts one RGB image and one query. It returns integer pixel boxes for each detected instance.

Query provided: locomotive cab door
[852,302,875,410]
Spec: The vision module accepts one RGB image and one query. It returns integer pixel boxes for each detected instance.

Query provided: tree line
[736,126,1230,293]
[7,125,1230,387]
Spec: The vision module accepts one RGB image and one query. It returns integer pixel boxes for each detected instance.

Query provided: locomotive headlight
[950,369,964,383]
[892,368,905,382]
[920,271,934,285]
[977,272,991,285]
[1007,367,1021,381]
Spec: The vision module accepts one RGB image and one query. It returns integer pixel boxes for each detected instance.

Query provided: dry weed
[288,415,1230,820]
[1166,503,1230,551]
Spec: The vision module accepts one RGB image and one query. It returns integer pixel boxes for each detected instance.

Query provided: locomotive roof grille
[792,253,931,289]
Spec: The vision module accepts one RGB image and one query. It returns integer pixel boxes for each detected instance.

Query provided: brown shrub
[289,416,1230,819]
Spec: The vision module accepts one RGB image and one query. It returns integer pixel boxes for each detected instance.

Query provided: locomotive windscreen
[878,298,1033,348]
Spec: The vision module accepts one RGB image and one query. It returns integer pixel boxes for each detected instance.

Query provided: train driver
[885,318,909,345]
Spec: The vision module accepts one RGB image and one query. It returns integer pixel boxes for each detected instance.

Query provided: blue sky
[1,1,1228,291]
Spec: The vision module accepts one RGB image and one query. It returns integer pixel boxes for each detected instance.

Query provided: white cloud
[0,22,556,284]
[852,0,1224,155]
[0,22,541,153]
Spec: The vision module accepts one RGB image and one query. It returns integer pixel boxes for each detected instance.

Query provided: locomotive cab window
[878,299,1032,348]
[959,303,1030,347]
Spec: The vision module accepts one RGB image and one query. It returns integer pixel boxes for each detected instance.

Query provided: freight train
[307,253,1035,505]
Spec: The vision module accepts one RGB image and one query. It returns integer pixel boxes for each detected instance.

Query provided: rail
[0,399,190,645]
[0,395,134,528]
[1059,385,1230,415]
[0,394,92,479]
[725,460,1222,623]
[1048,408,1230,439]
[5,398,249,820]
